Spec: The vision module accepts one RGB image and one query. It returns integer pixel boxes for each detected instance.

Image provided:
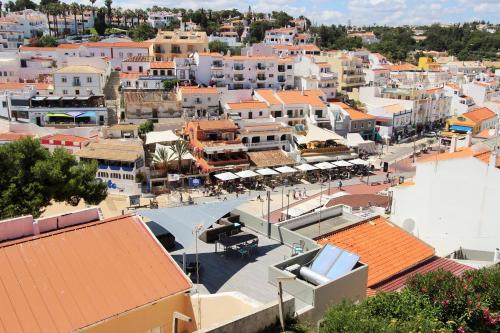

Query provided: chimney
[464,130,472,147]
[449,136,458,153]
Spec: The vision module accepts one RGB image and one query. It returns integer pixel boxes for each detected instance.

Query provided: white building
[390,139,500,256]
[293,56,337,99]
[442,61,486,83]
[147,11,181,29]
[79,41,151,69]
[208,35,242,48]
[178,86,221,118]
[264,27,298,45]
[463,81,500,107]
[347,31,379,45]
[0,17,24,51]
[53,65,107,96]
[5,9,49,38]
[0,51,20,83]
[75,139,147,195]
[444,83,476,116]
[194,53,295,90]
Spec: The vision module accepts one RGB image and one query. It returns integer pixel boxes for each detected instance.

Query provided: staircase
[103,71,120,101]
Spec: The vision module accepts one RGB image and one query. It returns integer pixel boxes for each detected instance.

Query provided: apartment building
[178,86,220,118]
[147,11,181,29]
[444,82,476,115]
[48,11,94,36]
[194,53,295,90]
[0,17,24,51]
[53,65,107,96]
[364,68,390,87]
[463,80,500,106]
[294,56,337,99]
[5,9,48,38]
[76,139,146,194]
[151,30,208,59]
[9,93,107,127]
[329,101,376,139]
[184,119,249,173]
[316,53,365,93]
[264,27,298,45]
[79,41,151,69]
[442,61,486,83]
[123,90,180,119]
[240,43,320,57]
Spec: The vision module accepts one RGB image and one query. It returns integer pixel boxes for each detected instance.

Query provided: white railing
[244,140,288,148]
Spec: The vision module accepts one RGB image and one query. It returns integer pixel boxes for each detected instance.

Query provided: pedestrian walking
[338,180,343,191]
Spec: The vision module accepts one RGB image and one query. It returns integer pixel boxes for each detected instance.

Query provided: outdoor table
[215,232,258,253]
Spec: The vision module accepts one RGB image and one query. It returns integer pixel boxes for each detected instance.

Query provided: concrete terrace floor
[170,227,292,304]
[292,214,360,240]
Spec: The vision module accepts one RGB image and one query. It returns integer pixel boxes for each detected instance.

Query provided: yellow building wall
[80,292,197,333]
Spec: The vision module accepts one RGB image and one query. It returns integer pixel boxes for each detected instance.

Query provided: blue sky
[64,0,500,26]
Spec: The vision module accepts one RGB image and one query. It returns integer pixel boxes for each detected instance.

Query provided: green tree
[247,20,272,43]
[152,145,174,172]
[138,120,154,135]
[128,22,156,41]
[209,40,229,54]
[271,11,293,28]
[104,0,112,25]
[162,78,178,91]
[38,34,58,47]
[169,140,190,173]
[94,7,107,36]
[0,138,107,219]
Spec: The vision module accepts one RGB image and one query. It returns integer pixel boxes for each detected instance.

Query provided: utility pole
[267,190,271,238]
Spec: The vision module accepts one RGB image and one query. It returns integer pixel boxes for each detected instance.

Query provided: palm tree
[104,0,112,26]
[153,146,174,172]
[134,9,141,26]
[70,3,79,35]
[40,5,52,36]
[49,3,60,38]
[113,7,122,27]
[125,9,134,27]
[79,4,86,34]
[61,2,69,37]
[89,0,96,19]
[169,140,190,173]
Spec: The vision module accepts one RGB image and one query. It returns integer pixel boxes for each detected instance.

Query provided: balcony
[233,65,245,71]
[212,74,225,80]
[319,72,335,80]
[72,81,81,87]
[278,66,286,73]
[299,146,350,156]
[256,64,266,70]
[277,77,286,83]
[256,75,266,81]
[244,140,288,148]
[234,76,245,82]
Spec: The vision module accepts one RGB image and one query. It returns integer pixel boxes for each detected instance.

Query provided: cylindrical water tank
[300,266,331,286]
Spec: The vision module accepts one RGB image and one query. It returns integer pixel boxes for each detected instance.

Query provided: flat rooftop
[171,227,291,304]
[291,214,361,239]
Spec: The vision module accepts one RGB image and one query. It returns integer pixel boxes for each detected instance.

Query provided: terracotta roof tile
[179,86,219,95]
[0,132,33,141]
[317,217,435,286]
[330,101,375,120]
[192,119,238,131]
[41,134,89,143]
[463,107,497,123]
[255,89,282,106]
[0,214,191,332]
[275,90,326,108]
[226,101,268,110]
[150,61,175,69]
[374,256,474,292]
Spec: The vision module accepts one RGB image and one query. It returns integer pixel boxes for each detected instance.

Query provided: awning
[66,111,83,117]
[256,168,279,176]
[295,124,346,145]
[145,130,181,145]
[215,172,239,181]
[76,96,91,100]
[314,162,336,170]
[62,96,76,100]
[332,160,352,167]
[76,111,96,118]
[295,164,318,172]
[275,166,298,174]
[32,96,46,101]
[46,112,71,118]
[449,125,472,132]
[46,96,61,101]
[138,198,247,248]
[235,170,259,178]
[349,158,369,166]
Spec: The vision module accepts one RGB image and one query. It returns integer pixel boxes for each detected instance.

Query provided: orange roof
[0,82,53,91]
[179,86,219,95]
[19,46,57,51]
[226,100,268,110]
[271,44,319,52]
[275,90,326,107]
[0,214,191,332]
[463,107,497,123]
[198,52,223,57]
[56,44,82,49]
[318,217,434,286]
[426,87,443,94]
[418,145,499,166]
[150,61,174,69]
[386,63,420,71]
[83,41,152,48]
[192,119,238,131]
[41,134,89,143]
[0,132,33,141]
[474,128,497,139]
[255,89,281,106]
[120,72,143,79]
[223,55,279,61]
[331,101,375,120]
[446,82,461,90]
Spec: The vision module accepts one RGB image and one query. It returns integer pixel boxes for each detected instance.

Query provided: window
[75,89,80,95]
[259,111,263,116]
[207,97,211,102]
[63,89,68,94]
[2,101,6,107]
[367,121,372,127]
[90,52,95,57]
[287,65,292,70]
[183,98,187,102]
[61,76,67,83]
[119,52,123,57]
[361,123,364,128]
[101,52,105,57]
[127,66,132,71]
[87,77,92,83]
[353,123,357,129]
[127,53,133,57]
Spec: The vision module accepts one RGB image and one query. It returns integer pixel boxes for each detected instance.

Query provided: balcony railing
[244,140,288,148]
[300,146,350,155]
[233,65,245,71]
[206,157,249,166]
[256,75,266,81]
[234,76,245,82]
